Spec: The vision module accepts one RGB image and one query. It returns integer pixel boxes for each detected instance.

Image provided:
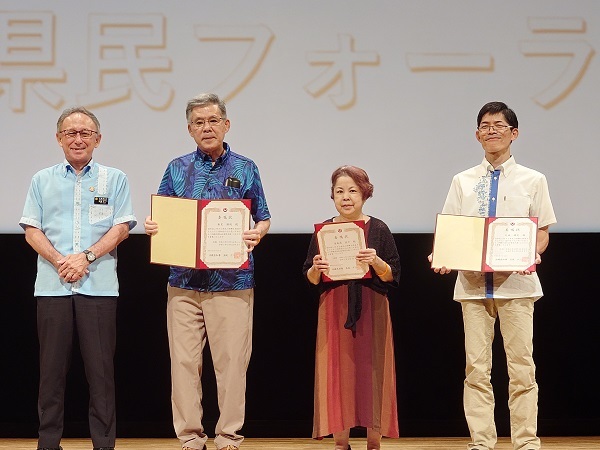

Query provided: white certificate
[199,200,250,269]
[484,217,538,272]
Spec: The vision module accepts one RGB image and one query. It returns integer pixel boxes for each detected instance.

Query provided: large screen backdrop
[1,0,598,233]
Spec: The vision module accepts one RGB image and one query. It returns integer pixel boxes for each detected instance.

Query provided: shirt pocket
[224,186,242,199]
[89,204,114,226]
[502,195,531,216]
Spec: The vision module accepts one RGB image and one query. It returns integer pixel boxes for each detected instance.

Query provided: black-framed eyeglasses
[477,123,513,133]
[60,129,98,140]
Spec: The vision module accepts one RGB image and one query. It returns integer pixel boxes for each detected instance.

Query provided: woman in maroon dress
[303,166,401,450]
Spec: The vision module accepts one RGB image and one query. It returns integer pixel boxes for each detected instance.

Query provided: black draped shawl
[302,216,401,331]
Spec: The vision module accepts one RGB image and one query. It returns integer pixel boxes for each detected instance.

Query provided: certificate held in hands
[315,220,371,282]
[431,214,538,272]
[150,195,251,269]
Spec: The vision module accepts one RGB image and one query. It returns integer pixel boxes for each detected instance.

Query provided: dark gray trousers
[37,295,117,449]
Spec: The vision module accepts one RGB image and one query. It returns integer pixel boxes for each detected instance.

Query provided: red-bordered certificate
[431,214,538,272]
[315,220,372,282]
[150,195,250,269]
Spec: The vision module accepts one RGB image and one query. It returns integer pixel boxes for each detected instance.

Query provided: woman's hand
[312,254,330,273]
[307,254,329,285]
[356,248,377,265]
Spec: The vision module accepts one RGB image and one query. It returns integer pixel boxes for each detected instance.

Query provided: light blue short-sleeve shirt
[20,160,137,297]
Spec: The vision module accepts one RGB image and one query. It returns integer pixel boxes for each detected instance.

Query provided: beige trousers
[167,285,254,450]
[461,298,540,450]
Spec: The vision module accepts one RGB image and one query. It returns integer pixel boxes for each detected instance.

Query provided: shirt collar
[62,158,95,177]
[480,154,516,176]
[195,142,230,166]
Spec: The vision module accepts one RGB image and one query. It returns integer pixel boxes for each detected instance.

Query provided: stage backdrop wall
[1,233,599,439]
[1,0,600,234]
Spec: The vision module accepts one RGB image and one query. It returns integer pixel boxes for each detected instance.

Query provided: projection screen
[1,0,599,233]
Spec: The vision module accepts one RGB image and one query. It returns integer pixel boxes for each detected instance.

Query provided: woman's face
[332,175,365,221]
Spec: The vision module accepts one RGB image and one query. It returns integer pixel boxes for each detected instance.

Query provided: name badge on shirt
[225,177,241,188]
[94,197,109,205]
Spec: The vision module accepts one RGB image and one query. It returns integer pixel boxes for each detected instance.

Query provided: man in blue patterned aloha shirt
[144,93,270,450]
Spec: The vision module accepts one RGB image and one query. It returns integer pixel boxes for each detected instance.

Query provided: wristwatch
[83,249,97,262]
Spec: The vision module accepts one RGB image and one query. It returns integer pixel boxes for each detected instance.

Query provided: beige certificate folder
[150,195,200,268]
[150,195,250,269]
[431,214,538,272]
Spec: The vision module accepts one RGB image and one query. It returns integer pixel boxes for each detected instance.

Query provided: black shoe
[94,447,115,450]
[37,447,63,450]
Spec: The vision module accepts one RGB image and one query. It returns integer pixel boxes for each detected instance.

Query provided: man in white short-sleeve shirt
[431,101,556,450]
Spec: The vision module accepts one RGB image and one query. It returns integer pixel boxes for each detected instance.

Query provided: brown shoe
[219,446,238,450]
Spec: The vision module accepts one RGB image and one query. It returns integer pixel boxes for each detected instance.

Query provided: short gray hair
[56,106,101,133]
[185,93,227,122]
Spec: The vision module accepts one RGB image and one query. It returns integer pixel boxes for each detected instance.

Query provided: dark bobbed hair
[186,93,227,122]
[477,101,518,129]
[56,106,101,133]
[330,165,374,200]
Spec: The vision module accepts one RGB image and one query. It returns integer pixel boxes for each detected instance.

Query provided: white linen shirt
[441,156,556,301]
[20,160,137,297]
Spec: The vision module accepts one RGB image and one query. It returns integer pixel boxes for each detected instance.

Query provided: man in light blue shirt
[20,106,136,450]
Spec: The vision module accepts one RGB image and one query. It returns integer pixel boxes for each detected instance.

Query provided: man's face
[187,104,230,159]
[56,113,101,169]
[475,112,518,156]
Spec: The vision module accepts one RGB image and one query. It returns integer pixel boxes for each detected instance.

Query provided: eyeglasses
[60,129,98,140]
[477,123,513,133]
[190,117,224,129]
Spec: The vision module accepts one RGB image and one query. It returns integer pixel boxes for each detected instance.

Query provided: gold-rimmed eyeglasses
[190,117,224,129]
[60,129,98,140]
